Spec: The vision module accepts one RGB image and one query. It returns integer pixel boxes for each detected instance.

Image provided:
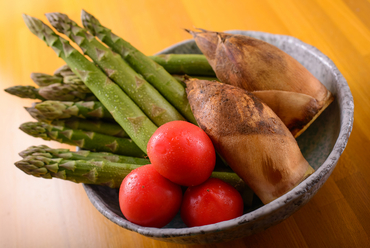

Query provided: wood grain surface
[1,0,369,247]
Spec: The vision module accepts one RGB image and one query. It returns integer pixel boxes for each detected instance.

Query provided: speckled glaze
[83,31,354,244]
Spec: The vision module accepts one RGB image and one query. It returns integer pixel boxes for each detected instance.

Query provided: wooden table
[1,0,369,247]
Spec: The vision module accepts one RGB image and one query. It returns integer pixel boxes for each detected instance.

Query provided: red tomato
[180,178,244,227]
[119,164,182,228]
[147,121,216,186]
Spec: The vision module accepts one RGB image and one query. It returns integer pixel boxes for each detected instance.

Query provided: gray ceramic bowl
[83,31,354,245]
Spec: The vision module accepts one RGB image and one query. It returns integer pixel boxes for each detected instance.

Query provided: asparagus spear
[34,100,114,120]
[25,106,51,123]
[31,72,63,86]
[51,118,128,138]
[25,105,129,138]
[19,121,146,158]
[5,83,96,102]
[4,85,46,100]
[149,54,216,76]
[15,153,141,187]
[46,13,185,127]
[38,82,97,101]
[81,10,197,124]
[19,145,149,164]
[23,14,157,153]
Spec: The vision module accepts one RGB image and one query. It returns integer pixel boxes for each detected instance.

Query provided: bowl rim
[84,30,354,238]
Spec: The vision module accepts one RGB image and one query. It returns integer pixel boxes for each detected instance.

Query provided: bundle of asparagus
[9,12,221,189]
[6,67,217,150]
[20,13,220,153]
[13,10,329,209]
[4,14,216,158]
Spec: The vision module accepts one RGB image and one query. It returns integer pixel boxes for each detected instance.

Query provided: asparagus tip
[80,9,95,21]
[19,121,50,140]
[4,87,13,95]
[24,106,48,122]
[30,72,39,82]
[80,9,89,17]
[22,14,42,36]
[45,12,68,33]
[4,85,41,99]
[80,9,100,35]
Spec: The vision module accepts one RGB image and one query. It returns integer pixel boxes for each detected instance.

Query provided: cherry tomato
[147,121,216,186]
[119,164,182,228]
[180,178,244,227]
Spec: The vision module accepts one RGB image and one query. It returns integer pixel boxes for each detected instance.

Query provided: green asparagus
[38,82,97,101]
[31,72,63,86]
[23,14,158,153]
[81,10,197,124]
[19,121,146,157]
[4,85,46,100]
[46,12,185,127]
[25,106,51,123]
[5,83,96,102]
[149,54,216,76]
[51,118,129,138]
[19,145,149,164]
[15,153,141,187]
[15,146,245,190]
[26,104,129,138]
[34,100,113,120]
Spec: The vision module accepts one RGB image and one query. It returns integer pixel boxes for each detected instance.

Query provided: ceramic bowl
[83,31,354,244]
